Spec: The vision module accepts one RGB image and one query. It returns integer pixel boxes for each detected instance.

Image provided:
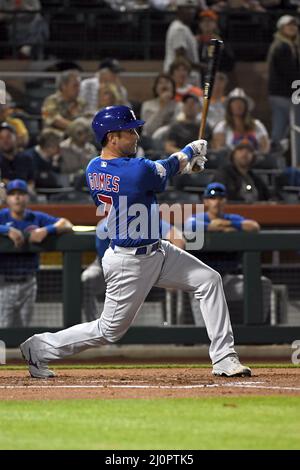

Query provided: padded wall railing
[1,231,300,347]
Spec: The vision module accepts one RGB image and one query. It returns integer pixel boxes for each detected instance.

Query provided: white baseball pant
[30,240,235,364]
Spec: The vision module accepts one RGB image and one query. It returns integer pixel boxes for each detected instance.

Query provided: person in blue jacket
[0,179,73,327]
[186,182,260,234]
[185,182,271,326]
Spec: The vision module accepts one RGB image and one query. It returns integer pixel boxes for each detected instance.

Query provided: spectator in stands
[212,88,270,153]
[151,0,208,9]
[0,179,73,327]
[0,93,29,148]
[170,58,203,102]
[80,59,129,115]
[164,0,200,82]
[207,72,228,128]
[214,142,270,202]
[98,83,126,109]
[141,73,179,138]
[42,70,87,134]
[196,10,235,75]
[0,123,35,192]
[165,93,211,154]
[60,117,97,182]
[267,15,300,148]
[23,129,62,190]
[0,0,49,59]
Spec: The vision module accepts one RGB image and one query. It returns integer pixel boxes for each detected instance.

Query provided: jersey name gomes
[87,172,120,193]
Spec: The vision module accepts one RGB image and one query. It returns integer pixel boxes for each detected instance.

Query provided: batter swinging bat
[199,39,223,139]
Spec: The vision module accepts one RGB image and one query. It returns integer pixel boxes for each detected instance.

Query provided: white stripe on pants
[31,241,235,364]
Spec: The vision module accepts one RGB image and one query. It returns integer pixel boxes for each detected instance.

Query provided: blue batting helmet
[204,182,227,199]
[92,105,145,144]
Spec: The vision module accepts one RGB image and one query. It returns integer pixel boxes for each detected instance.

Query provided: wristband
[181,145,194,160]
[44,224,57,235]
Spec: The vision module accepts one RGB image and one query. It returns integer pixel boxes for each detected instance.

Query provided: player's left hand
[28,228,48,244]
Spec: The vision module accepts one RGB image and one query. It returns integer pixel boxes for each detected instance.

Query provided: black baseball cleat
[20,338,55,379]
[212,354,251,377]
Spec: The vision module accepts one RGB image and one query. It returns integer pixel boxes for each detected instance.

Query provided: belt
[110,240,160,256]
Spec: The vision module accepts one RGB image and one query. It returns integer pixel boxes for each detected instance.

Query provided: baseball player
[20,105,251,378]
[0,179,73,327]
[82,218,185,322]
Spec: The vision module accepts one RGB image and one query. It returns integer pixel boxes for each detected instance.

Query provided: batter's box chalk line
[0,381,300,391]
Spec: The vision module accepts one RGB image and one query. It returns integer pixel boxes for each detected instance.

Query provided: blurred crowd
[1,0,300,204]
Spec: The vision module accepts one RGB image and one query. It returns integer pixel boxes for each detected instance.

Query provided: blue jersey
[86,155,179,247]
[95,218,173,259]
[0,209,59,275]
[186,212,246,232]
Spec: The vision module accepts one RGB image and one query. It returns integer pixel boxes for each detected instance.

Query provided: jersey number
[97,194,113,217]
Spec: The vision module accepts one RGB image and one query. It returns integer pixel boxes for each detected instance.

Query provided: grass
[0,397,299,450]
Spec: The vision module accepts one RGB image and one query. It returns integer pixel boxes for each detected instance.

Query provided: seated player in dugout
[20,105,251,379]
[185,183,271,325]
[186,182,260,234]
[81,218,185,322]
[0,179,73,328]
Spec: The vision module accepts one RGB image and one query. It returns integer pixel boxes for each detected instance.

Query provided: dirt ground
[0,367,299,400]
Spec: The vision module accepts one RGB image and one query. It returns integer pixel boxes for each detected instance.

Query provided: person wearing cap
[267,15,300,145]
[212,87,270,154]
[196,10,235,76]
[80,58,130,115]
[0,123,35,192]
[0,179,73,328]
[0,93,29,148]
[42,70,88,134]
[165,93,212,155]
[184,181,272,327]
[164,0,200,83]
[188,182,260,233]
[19,104,253,379]
[214,141,270,202]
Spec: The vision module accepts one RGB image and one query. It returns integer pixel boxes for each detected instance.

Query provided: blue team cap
[204,182,227,199]
[6,179,28,195]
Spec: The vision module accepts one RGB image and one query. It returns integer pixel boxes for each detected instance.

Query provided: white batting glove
[181,139,207,160]
[181,155,207,174]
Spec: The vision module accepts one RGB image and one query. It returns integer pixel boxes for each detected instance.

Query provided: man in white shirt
[164,0,200,76]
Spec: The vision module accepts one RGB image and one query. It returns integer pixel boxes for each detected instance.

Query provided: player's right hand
[8,227,25,248]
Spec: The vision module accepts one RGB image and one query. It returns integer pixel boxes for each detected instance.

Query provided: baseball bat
[199,38,223,139]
